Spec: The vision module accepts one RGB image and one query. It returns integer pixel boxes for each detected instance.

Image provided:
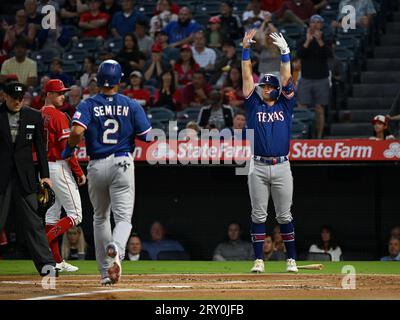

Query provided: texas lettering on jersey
[256,111,285,123]
[245,87,296,157]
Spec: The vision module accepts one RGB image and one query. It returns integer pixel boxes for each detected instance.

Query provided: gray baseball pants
[87,153,134,278]
[248,159,294,224]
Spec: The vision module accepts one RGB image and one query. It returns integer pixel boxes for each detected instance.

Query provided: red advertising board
[73,139,400,163]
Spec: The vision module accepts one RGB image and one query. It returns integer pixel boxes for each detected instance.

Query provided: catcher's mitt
[37,182,55,214]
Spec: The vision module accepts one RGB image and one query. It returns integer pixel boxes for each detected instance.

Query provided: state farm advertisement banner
[290,140,400,161]
[74,139,400,163]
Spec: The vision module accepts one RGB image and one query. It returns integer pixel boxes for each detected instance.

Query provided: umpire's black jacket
[0,102,49,195]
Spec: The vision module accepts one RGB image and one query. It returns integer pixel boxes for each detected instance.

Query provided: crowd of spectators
[0,0,389,139]
[0,0,397,262]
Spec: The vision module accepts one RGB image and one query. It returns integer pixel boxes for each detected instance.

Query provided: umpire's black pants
[0,172,55,275]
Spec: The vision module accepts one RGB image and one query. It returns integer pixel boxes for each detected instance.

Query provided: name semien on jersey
[93,105,130,117]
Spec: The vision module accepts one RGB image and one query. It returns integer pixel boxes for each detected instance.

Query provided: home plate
[152,285,193,289]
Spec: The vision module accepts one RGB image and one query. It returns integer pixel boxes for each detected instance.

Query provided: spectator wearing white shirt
[309,225,342,261]
[192,31,216,71]
[242,0,271,31]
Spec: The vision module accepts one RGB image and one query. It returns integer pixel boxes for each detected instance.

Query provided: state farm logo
[152,142,176,159]
[383,142,400,159]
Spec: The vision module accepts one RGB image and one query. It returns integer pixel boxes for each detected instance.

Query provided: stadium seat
[30,48,60,63]
[177,107,201,122]
[293,107,315,125]
[193,14,210,26]
[291,119,309,139]
[279,24,305,39]
[306,252,332,261]
[157,250,190,260]
[63,50,87,63]
[62,62,82,77]
[197,3,220,15]
[147,107,175,120]
[37,62,49,75]
[320,9,338,23]
[335,47,355,62]
[233,1,249,13]
[104,37,123,53]
[74,37,102,52]
[336,36,361,51]
[63,24,80,38]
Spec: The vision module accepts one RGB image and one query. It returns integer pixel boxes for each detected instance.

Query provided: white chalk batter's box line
[24,286,345,300]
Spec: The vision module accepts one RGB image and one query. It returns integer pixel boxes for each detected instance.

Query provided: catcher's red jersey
[41,105,71,161]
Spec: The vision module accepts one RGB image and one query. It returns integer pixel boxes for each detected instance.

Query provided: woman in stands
[369,115,395,140]
[115,32,146,82]
[173,44,200,87]
[153,69,181,111]
[61,226,87,260]
[221,64,245,110]
[309,225,342,261]
[123,70,151,108]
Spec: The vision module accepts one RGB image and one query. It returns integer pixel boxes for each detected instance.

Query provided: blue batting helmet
[97,59,123,87]
[258,73,280,100]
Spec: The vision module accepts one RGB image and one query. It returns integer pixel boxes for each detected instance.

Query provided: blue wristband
[242,48,250,61]
[281,53,290,63]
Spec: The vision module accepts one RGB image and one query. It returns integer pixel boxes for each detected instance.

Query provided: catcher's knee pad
[251,211,267,224]
[276,210,293,224]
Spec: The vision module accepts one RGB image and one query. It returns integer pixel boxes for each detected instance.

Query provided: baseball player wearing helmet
[242,30,298,273]
[41,79,86,273]
[62,60,152,285]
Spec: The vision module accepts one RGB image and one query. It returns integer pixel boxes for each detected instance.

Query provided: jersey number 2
[103,119,119,144]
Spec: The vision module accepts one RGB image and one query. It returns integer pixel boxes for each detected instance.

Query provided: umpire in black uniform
[0,82,56,275]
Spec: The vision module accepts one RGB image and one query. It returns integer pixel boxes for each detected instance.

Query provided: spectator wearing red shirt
[123,70,151,108]
[180,69,212,108]
[173,44,200,87]
[79,0,110,40]
[276,0,316,27]
[261,0,284,12]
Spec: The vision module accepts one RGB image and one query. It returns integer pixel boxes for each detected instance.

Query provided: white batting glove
[269,32,290,55]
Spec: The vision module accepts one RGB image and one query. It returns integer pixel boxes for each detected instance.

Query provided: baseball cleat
[105,243,121,284]
[251,259,265,273]
[55,260,79,272]
[286,258,298,273]
[100,277,112,286]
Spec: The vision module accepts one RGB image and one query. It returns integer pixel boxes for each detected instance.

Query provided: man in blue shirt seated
[162,6,202,48]
[380,237,400,261]
[142,221,185,260]
[111,0,146,38]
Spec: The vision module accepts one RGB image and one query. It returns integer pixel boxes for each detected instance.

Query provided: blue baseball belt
[90,151,130,160]
[253,155,289,165]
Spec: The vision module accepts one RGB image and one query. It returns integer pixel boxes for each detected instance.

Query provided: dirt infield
[1,273,400,300]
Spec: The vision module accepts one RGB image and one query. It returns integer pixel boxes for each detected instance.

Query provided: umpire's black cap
[3,82,27,101]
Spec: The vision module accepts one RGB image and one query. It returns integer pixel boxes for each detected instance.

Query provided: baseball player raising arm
[41,79,86,273]
[241,30,298,273]
[62,60,152,285]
